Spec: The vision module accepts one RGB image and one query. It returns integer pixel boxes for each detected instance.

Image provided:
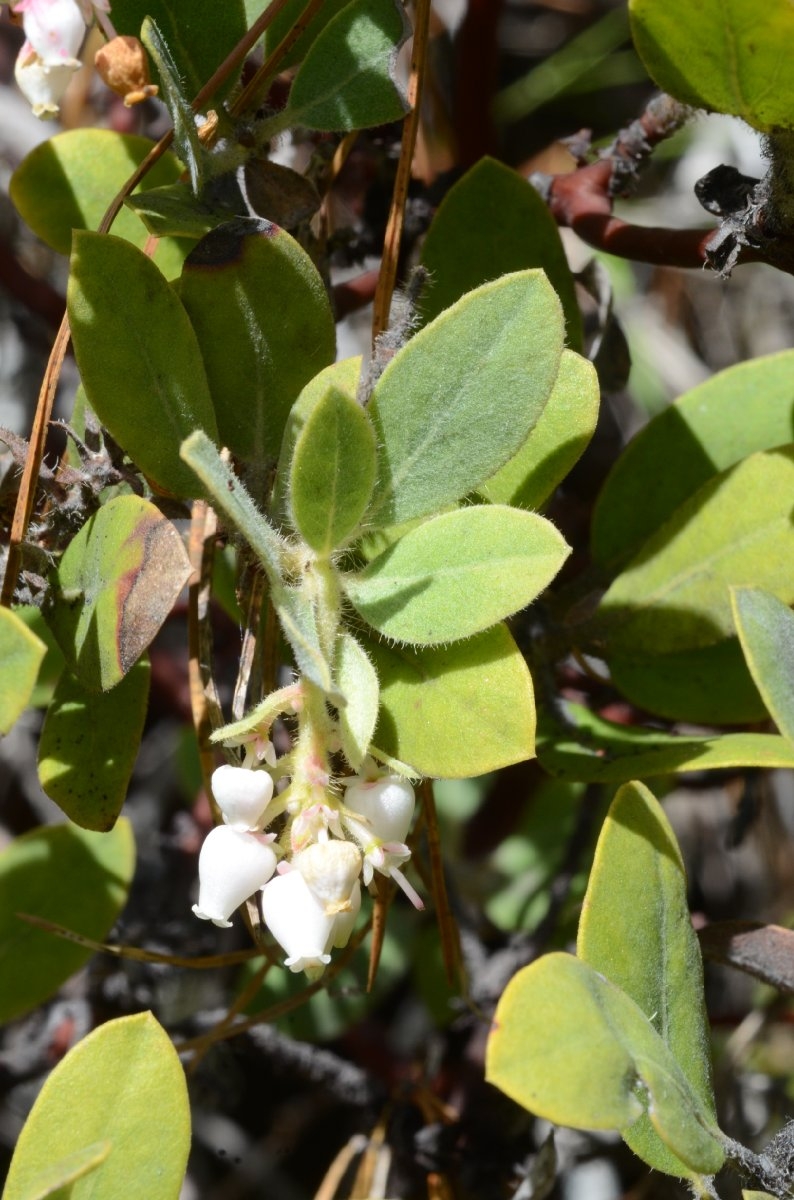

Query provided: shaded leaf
[578,781,716,1176]
[344,505,570,644]
[11,606,65,708]
[336,631,379,770]
[243,159,321,228]
[596,448,794,657]
[591,351,794,571]
[282,0,409,132]
[38,659,150,831]
[732,586,794,742]
[629,0,794,131]
[46,495,190,691]
[262,0,350,69]
[367,271,564,527]
[486,953,725,1175]
[3,1013,190,1200]
[480,350,599,511]
[68,232,218,498]
[289,386,376,552]
[364,623,535,776]
[178,217,336,464]
[125,180,239,240]
[0,819,134,1024]
[419,156,582,349]
[608,640,766,726]
[0,608,46,735]
[537,701,794,782]
[10,130,187,277]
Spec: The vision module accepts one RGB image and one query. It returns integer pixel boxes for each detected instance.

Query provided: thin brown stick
[421,778,462,989]
[175,917,372,1055]
[367,874,393,993]
[16,913,265,969]
[187,955,275,1075]
[1,313,70,607]
[230,0,326,118]
[188,499,225,801]
[232,564,267,721]
[371,0,433,340]
[313,1134,369,1200]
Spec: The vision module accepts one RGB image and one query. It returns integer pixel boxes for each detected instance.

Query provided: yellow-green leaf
[732,587,794,743]
[0,608,46,735]
[578,782,716,1176]
[3,1013,190,1200]
[486,953,724,1175]
[0,819,134,1024]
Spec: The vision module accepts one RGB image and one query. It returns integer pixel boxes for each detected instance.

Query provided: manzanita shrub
[4,0,794,1196]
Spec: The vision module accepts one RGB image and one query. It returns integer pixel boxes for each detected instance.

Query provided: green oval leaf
[479,350,599,511]
[367,271,564,527]
[629,0,794,131]
[0,608,46,735]
[289,387,376,552]
[46,495,190,691]
[3,1012,190,1200]
[363,623,535,776]
[178,218,336,464]
[11,606,66,709]
[68,232,218,498]
[596,447,794,657]
[486,953,725,1175]
[263,0,350,68]
[38,659,150,830]
[537,702,794,782]
[419,156,582,349]
[10,130,187,277]
[344,505,570,644]
[282,0,410,132]
[732,586,794,742]
[609,640,766,726]
[578,781,717,1177]
[336,631,380,770]
[0,818,134,1024]
[592,351,794,572]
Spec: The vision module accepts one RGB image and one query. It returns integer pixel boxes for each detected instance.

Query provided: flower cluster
[192,760,421,979]
[11,0,109,117]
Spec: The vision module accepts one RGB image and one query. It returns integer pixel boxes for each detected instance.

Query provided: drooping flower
[260,868,336,977]
[343,774,423,908]
[211,763,274,831]
[192,825,277,928]
[14,40,80,117]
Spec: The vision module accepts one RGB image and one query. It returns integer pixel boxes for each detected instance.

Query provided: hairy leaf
[732,587,794,742]
[0,609,46,734]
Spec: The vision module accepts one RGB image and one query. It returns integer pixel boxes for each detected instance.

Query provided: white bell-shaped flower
[294,840,362,915]
[15,0,88,63]
[14,41,80,117]
[192,825,277,928]
[211,764,274,831]
[345,775,415,844]
[261,869,335,977]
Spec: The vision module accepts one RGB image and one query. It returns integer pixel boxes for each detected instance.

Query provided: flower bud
[345,775,415,844]
[294,840,362,915]
[94,35,158,106]
[192,826,276,928]
[261,869,334,976]
[211,764,274,831]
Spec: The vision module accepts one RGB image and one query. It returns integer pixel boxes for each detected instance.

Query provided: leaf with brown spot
[46,495,190,692]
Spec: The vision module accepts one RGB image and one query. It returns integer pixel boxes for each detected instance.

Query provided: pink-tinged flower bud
[294,840,361,915]
[14,40,79,117]
[14,0,88,63]
[192,826,277,928]
[211,764,274,831]
[345,775,415,844]
[261,870,335,977]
